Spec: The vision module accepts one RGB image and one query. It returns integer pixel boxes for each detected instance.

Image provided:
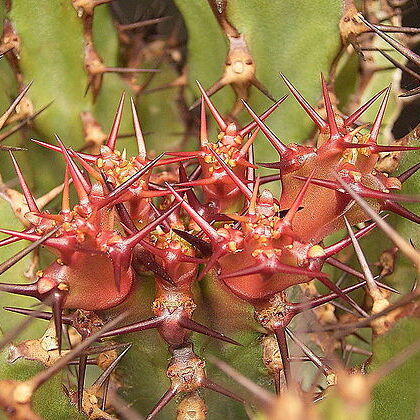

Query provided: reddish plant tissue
[0,75,419,416]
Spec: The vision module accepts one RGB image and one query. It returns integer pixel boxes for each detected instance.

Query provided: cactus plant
[0,0,419,419]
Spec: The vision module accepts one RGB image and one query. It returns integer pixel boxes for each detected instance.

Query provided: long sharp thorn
[376,50,420,81]
[284,169,315,225]
[344,216,382,298]
[0,81,33,131]
[292,281,368,313]
[241,99,289,156]
[202,378,244,403]
[27,312,128,392]
[177,317,240,346]
[248,177,260,215]
[106,93,125,151]
[165,183,220,244]
[317,276,369,317]
[0,282,40,298]
[321,74,339,138]
[172,229,212,257]
[9,152,39,213]
[247,143,255,190]
[334,172,420,267]
[200,97,208,147]
[323,219,381,258]
[368,85,391,145]
[280,73,328,132]
[31,138,97,163]
[325,257,399,294]
[219,260,328,280]
[3,306,74,324]
[55,135,90,200]
[359,15,420,67]
[373,24,420,34]
[383,201,420,224]
[62,167,70,212]
[239,95,288,137]
[344,88,386,127]
[124,202,182,250]
[285,328,332,377]
[208,356,273,405]
[273,327,291,387]
[196,80,227,131]
[77,355,88,412]
[51,288,67,353]
[100,316,165,338]
[208,148,253,200]
[98,153,164,208]
[0,227,59,275]
[0,101,53,143]
[130,97,146,159]
[93,345,132,389]
[146,389,177,420]
[397,162,420,184]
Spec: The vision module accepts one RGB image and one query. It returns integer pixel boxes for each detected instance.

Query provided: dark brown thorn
[304,290,419,334]
[172,229,212,257]
[400,86,420,97]
[177,317,240,346]
[376,50,420,81]
[359,15,420,67]
[333,172,420,268]
[118,16,173,31]
[51,288,68,353]
[92,345,131,389]
[371,24,420,34]
[27,312,128,393]
[0,102,53,143]
[145,387,177,420]
[3,306,74,324]
[0,145,27,151]
[9,151,40,213]
[331,301,359,316]
[280,73,328,132]
[0,227,59,275]
[273,327,291,387]
[100,316,165,338]
[291,281,367,314]
[317,277,369,317]
[397,162,420,184]
[101,377,110,411]
[241,99,289,156]
[239,95,288,137]
[383,201,420,224]
[0,282,41,299]
[207,355,273,405]
[98,153,164,208]
[0,81,33,131]
[325,257,399,294]
[77,355,88,412]
[202,378,244,403]
[285,328,332,377]
[250,77,277,102]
